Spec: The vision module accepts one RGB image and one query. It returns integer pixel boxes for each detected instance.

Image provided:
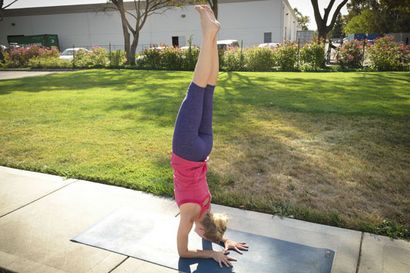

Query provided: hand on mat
[224,239,249,254]
[212,250,237,268]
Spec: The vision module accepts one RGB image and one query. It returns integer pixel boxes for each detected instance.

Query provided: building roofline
[282,0,299,22]
[2,0,269,17]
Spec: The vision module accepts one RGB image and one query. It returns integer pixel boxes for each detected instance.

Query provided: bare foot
[203,5,219,25]
[195,5,220,35]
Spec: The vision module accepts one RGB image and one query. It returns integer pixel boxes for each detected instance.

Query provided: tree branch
[3,0,18,10]
[310,0,323,25]
[326,0,348,32]
[323,0,336,24]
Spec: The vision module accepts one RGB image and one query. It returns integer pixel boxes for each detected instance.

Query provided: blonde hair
[201,212,228,242]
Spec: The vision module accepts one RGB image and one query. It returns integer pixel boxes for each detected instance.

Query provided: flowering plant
[336,40,364,68]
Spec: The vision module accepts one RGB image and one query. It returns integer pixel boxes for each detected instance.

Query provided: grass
[0,69,409,239]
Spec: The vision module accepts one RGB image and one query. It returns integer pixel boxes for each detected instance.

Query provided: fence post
[109,42,112,67]
[362,39,366,67]
[72,44,75,69]
[240,39,244,71]
[297,38,301,68]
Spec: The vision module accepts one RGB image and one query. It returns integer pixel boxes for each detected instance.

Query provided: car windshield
[61,50,74,56]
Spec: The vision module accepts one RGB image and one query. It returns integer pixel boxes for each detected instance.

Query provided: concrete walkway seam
[355,232,364,273]
[0,179,77,218]
[107,257,130,273]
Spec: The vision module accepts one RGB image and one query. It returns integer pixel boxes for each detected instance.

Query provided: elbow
[178,249,190,258]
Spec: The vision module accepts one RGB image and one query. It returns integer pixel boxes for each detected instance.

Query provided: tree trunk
[124,32,132,65]
[318,27,327,42]
[212,3,218,19]
[117,3,132,65]
[311,0,349,42]
[208,0,218,19]
[129,33,139,66]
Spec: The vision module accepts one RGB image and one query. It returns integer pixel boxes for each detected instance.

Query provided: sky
[288,0,348,29]
[5,0,349,30]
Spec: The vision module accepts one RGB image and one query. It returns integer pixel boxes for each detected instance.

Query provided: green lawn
[1,70,409,238]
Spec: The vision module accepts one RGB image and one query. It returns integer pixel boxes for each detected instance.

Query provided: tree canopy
[345,0,410,34]
[294,8,310,31]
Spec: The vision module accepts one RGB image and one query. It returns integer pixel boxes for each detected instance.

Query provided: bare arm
[177,204,236,267]
[177,207,214,258]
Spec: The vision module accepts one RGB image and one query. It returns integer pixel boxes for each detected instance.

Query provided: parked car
[217,40,240,50]
[150,46,166,51]
[258,42,280,48]
[180,45,199,50]
[59,47,90,60]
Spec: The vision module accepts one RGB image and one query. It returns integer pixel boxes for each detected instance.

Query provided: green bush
[399,44,410,70]
[160,47,183,70]
[243,47,274,71]
[368,36,409,71]
[138,48,161,69]
[337,40,364,68]
[91,47,109,67]
[109,50,127,67]
[28,56,71,68]
[73,47,109,68]
[137,46,199,71]
[275,42,298,71]
[300,42,325,71]
[223,48,244,71]
[181,46,199,71]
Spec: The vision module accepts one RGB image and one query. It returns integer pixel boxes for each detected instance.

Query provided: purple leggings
[172,81,215,162]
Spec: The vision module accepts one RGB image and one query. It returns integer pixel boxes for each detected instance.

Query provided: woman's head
[200,212,228,242]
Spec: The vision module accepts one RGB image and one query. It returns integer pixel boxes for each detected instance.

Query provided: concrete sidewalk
[0,71,67,80]
[0,166,408,273]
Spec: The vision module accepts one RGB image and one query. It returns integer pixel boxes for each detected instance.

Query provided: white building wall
[282,0,298,42]
[0,0,297,51]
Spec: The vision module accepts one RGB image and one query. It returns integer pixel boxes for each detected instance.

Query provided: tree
[345,0,410,34]
[379,0,410,33]
[346,0,379,18]
[310,0,349,40]
[0,0,18,10]
[294,8,310,31]
[110,0,187,65]
[329,12,345,38]
[0,0,18,21]
[207,0,218,19]
[344,9,377,34]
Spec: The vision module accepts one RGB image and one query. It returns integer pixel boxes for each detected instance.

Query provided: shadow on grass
[127,71,410,234]
[0,69,190,95]
[1,69,409,237]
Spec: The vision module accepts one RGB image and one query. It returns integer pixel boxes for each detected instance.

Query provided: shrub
[223,47,244,71]
[300,42,325,71]
[368,36,409,71]
[72,49,91,68]
[243,47,274,71]
[138,48,161,69]
[181,46,199,71]
[73,47,109,68]
[399,44,410,70]
[160,47,183,70]
[137,46,199,71]
[90,47,109,67]
[3,46,59,67]
[337,40,364,68]
[109,50,127,67]
[28,56,71,68]
[275,42,298,71]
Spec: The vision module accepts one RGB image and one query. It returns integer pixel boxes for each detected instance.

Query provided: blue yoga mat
[71,207,335,273]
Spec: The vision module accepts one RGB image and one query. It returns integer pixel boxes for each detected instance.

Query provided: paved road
[0,71,68,80]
